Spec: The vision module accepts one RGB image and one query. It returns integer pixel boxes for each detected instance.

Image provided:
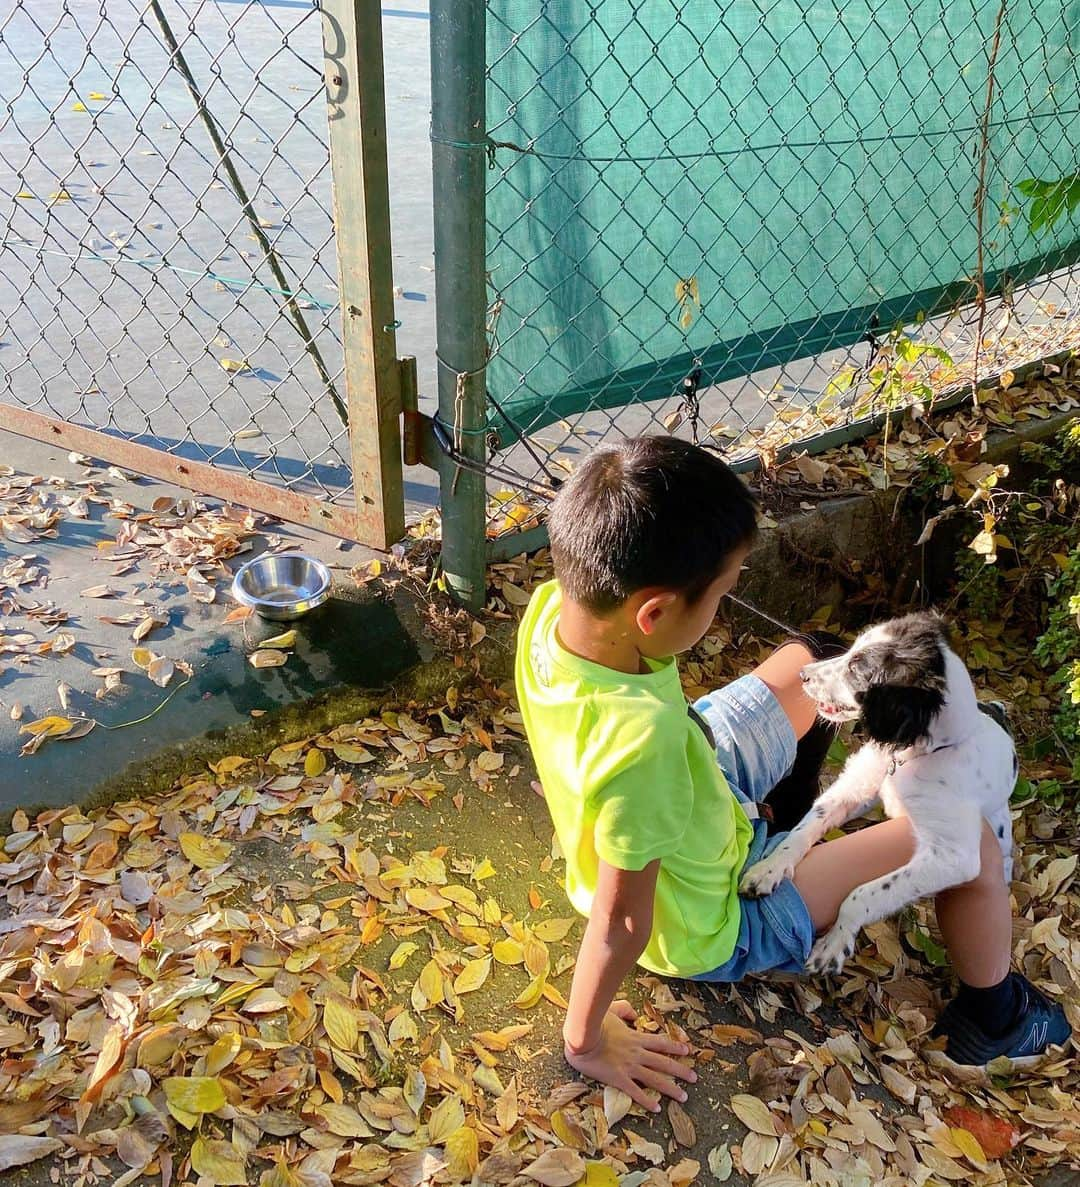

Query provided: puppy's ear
[859,683,944,747]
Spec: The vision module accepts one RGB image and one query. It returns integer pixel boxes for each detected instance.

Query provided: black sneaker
[933,974,1070,1066]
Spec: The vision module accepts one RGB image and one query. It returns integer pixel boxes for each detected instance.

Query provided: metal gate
[0,0,405,549]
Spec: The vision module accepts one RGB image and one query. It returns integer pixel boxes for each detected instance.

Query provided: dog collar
[887,739,958,776]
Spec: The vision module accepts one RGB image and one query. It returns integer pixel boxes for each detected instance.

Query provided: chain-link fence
[0,0,405,544]
[437,1,1080,549]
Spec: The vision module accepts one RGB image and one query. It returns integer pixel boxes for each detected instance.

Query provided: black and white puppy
[740,611,1016,973]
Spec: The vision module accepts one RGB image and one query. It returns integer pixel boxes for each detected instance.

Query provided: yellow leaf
[492,939,524,965]
[260,1157,304,1187]
[162,1076,226,1124]
[582,1163,619,1187]
[261,629,297,649]
[405,886,452,912]
[205,1032,243,1076]
[388,1011,418,1044]
[323,995,360,1051]
[242,987,288,1014]
[551,1109,587,1150]
[16,190,34,199]
[179,832,233,870]
[304,748,327,777]
[220,358,251,373]
[417,959,444,1007]
[444,1126,479,1180]
[190,1136,247,1185]
[950,1127,988,1167]
[532,918,575,943]
[71,101,88,112]
[389,941,419,970]
[332,743,375,764]
[472,857,497,881]
[427,1094,465,1144]
[523,935,550,977]
[453,957,491,994]
[729,1093,777,1137]
[513,970,547,1009]
[131,647,153,669]
[88,91,107,101]
[19,715,74,738]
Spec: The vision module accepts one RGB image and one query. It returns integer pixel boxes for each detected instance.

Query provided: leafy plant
[825,327,955,416]
[1015,174,1080,234]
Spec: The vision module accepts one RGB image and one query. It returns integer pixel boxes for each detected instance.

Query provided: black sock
[954,973,1023,1037]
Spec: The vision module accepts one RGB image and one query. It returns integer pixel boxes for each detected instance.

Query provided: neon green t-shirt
[514,580,753,977]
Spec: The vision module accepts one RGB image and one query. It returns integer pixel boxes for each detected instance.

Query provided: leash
[723,592,828,654]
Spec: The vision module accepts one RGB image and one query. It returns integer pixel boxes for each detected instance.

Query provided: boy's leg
[749,638,824,740]
[750,632,847,832]
[792,817,1009,983]
[934,823,1011,987]
[792,818,1068,1057]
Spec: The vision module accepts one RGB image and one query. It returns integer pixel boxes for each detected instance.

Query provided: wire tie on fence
[428,129,524,169]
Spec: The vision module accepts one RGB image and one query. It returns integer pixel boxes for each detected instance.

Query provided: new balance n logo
[1024,1020,1048,1053]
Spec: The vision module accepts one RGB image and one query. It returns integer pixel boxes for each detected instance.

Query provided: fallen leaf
[261,629,297,649]
[940,1106,1021,1159]
[603,1085,632,1125]
[19,714,74,738]
[162,1075,226,1122]
[0,1136,64,1172]
[453,956,491,994]
[179,832,233,869]
[190,1136,247,1185]
[82,1022,126,1100]
[428,1094,465,1143]
[318,1102,373,1138]
[668,1099,696,1147]
[707,1144,732,1182]
[729,1093,777,1137]
[522,1148,585,1187]
[324,995,361,1051]
[249,649,288,668]
[445,1126,479,1180]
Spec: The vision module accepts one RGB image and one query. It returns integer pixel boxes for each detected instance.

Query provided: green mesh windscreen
[484,2,1080,443]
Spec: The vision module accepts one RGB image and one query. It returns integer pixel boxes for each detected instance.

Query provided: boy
[515,436,1069,1111]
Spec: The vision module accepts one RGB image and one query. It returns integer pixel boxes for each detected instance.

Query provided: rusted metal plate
[322,0,406,551]
[4,405,362,541]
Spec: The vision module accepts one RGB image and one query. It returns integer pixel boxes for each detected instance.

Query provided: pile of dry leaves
[1,654,1077,1187]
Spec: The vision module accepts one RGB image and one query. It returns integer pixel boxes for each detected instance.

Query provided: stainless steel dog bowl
[230,552,332,621]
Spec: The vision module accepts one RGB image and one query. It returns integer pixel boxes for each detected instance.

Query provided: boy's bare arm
[563,859,696,1110]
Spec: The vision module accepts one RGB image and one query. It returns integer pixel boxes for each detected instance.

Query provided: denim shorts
[689,674,816,981]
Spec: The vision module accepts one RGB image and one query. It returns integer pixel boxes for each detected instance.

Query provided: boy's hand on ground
[564,1000,697,1112]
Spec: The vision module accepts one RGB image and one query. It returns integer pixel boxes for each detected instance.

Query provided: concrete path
[0,429,432,817]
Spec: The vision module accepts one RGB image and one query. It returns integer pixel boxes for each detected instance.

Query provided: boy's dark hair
[548,436,759,613]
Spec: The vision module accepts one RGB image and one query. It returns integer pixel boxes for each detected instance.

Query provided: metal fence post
[430,0,488,610]
[322,0,405,550]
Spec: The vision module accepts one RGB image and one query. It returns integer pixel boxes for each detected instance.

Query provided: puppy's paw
[806,927,856,974]
[739,853,794,898]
